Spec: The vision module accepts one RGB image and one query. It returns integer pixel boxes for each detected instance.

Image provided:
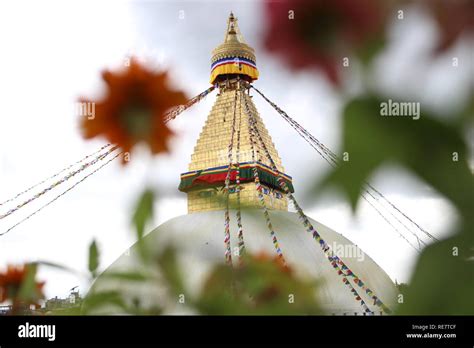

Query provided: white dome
[90,210,398,315]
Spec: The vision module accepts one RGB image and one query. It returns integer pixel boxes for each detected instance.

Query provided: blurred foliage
[81,245,322,315]
[17,263,40,302]
[395,282,408,296]
[149,247,322,315]
[315,94,473,314]
[318,96,474,224]
[397,234,474,315]
[88,240,100,278]
[132,188,155,261]
[132,189,154,240]
[155,247,187,297]
[17,263,45,314]
[49,307,82,315]
[82,290,129,314]
[194,253,322,315]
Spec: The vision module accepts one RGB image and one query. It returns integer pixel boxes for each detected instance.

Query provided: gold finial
[210,13,259,83]
[226,12,238,40]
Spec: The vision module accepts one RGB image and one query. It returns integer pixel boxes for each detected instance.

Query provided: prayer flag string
[0,146,119,220]
[164,85,216,123]
[241,89,286,266]
[243,87,390,314]
[0,144,112,207]
[235,89,246,264]
[0,149,122,237]
[223,90,239,265]
[250,85,437,247]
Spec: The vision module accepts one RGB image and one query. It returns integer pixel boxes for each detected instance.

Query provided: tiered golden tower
[178,13,294,213]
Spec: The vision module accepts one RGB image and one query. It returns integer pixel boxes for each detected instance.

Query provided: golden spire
[210,12,259,84]
[179,13,291,213]
[180,87,291,213]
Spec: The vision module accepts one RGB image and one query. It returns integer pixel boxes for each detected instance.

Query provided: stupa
[89,13,398,315]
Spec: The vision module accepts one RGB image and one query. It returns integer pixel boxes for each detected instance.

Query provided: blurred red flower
[264,0,388,86]
[253,251,292,274]
[0,265,44,309]
[80,58,188,164]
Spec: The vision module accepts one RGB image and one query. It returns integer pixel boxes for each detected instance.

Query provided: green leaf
[131,189,155,261]
[132,189,155,240]
[397,233,474,314]
[357,35,386,67]
[316,95,474,224]
[18,263,40,302]
[156,247,186,296]
[81,290,128,314]
[88,240,99,278]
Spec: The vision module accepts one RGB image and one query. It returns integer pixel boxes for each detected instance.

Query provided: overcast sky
[0,0,471,299]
